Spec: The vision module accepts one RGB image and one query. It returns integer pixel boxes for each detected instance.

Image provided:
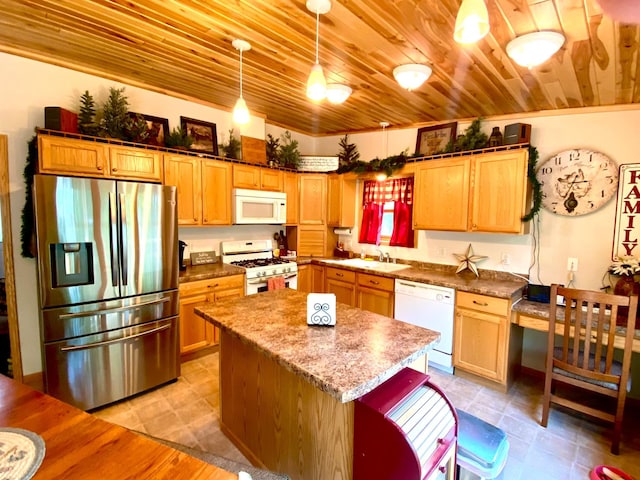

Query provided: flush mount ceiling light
[325,83,352,104]
[506,31,565,69]
[306,0,331,102]
[393,64,432,91]
[232,39,251,125]
[454,0,489,44]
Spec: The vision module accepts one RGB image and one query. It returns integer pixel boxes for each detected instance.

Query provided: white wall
[2,51,640,389]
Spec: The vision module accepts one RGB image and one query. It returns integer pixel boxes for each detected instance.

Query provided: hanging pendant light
[454,0,490,45]
[306,0,331,102]
[232,39,251,125]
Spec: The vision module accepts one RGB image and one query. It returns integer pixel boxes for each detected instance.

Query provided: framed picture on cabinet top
[180,116,218,155]
[128,113,169,147]
[415,122,457,157]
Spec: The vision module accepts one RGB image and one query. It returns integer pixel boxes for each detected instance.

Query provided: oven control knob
[285,267,290,273]
[272,269,277,275]
[260,271,266,277]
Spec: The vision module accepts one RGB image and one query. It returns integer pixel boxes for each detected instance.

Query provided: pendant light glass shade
[393,64,432,91]
[506,31,565,68]
[454,0,489,44]
[307,63,327,101]
[325,83,352,104]
[233,97,250,124]
[232,39,251,125]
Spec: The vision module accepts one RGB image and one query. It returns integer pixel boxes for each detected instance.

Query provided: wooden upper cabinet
[164,154,201,225]
[109,146,162,182]
[38,135,109,177]
[413,157,470,231]
[470,149,529,234]
[202,160,232,225]
[260,169,283,191]
[233,164,261,190]
[299,174,326,225]
[413,148,529,234]
[327,174,357,227]
[283,171,299,224]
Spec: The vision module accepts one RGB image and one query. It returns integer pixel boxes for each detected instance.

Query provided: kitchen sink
[324,258,411,273]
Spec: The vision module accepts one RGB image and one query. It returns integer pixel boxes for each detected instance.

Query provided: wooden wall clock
[536,149,618,216]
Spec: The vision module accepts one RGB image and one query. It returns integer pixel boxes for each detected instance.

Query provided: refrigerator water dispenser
[50,242,94,287]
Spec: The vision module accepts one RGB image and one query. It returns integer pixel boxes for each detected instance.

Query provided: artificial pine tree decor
[100,87,130,139]
[78,90,99,136]
[279,130,301,169]
[337,134,359,169]
[266,133,280,167]
[221,129,241,159]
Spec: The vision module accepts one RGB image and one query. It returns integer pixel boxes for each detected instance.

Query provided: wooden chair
[541,284,637,454]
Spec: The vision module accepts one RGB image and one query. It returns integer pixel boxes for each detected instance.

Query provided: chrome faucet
[384,252,391,263]
[377,249,384,261]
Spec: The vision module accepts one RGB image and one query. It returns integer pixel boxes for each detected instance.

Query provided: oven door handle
[59,323,172,352]
[247,274,297,285]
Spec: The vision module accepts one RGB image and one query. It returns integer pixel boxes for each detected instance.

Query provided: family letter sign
[613,163,640,259]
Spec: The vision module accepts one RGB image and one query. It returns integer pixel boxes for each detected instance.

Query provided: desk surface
[0,375,237,480]
[513,299,640,353]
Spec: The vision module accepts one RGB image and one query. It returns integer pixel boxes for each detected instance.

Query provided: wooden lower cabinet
[356,272,394,317]
[453,291,522,390]
[298,264,326,294]
[178,275,244,354]
[325,267,356,306]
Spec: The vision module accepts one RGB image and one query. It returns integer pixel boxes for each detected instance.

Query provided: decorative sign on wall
[298,156,339,172]
[612,163,640,259]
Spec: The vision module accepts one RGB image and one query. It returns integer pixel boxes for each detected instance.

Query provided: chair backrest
[548,284,637,387]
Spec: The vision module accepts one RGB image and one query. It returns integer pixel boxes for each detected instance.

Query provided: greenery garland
[336,150,408,177]
[521,145,541,222]
[20,135,38,258]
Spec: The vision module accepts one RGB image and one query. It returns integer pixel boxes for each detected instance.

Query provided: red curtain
[359,177,414,247]
[359,180,384,244]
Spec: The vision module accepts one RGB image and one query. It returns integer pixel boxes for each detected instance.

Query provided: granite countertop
[195,289,440,403]
[178,262,245,283]
[313,258,527,300]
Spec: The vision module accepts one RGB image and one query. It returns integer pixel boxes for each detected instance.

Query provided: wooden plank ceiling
[0,0,638,135]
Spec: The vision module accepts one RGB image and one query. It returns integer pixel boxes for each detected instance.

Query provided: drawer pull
[473,300,489,306]
[369,280,380,285]
[336,273,344,277]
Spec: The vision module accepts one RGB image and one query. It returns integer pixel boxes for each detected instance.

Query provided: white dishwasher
[394,280,455,374]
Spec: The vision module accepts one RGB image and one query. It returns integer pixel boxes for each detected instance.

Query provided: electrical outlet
[500,253,511,265]
[567,257,578,271]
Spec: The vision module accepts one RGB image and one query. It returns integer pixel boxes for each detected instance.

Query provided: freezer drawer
[43,317,179,410]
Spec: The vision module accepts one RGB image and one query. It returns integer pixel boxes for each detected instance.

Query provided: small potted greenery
[164,126,193,149]
[220,129,241,159]
[100,87,130,140]
[279,130,301,169]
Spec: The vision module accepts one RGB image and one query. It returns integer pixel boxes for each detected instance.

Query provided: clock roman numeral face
[536,149,619,216]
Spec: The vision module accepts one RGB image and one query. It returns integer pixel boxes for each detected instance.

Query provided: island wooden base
[219,331,354,480]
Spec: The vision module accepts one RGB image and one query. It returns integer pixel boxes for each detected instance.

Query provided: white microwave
[232,188,287,225]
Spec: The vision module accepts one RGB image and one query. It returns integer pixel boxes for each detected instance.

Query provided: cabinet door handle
[97,165,103,171]
[473,300,489,306]
[112,167,118,172]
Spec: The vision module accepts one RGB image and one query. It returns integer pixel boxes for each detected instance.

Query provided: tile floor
[94,352,640,479]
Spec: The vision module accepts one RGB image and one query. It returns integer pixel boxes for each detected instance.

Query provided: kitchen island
[195,289,440,480]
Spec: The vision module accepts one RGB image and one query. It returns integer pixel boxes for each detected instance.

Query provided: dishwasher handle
[395,280,455,303]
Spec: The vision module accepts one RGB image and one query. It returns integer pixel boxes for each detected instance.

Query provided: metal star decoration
[454,244,487,277]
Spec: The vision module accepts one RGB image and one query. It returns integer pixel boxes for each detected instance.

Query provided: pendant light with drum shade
[232,39,251,125]
[454,0,489,44]
[306,0,331,102]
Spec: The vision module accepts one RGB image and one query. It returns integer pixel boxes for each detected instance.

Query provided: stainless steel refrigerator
[33,174,180,410]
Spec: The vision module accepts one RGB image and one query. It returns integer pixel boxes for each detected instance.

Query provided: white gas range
[220,239,298,295]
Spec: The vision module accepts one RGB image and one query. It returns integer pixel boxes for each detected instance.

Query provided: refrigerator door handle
[119,193,128,286]
[59,322,172,352]
[58,296,171,320]
[109,192,119,287]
